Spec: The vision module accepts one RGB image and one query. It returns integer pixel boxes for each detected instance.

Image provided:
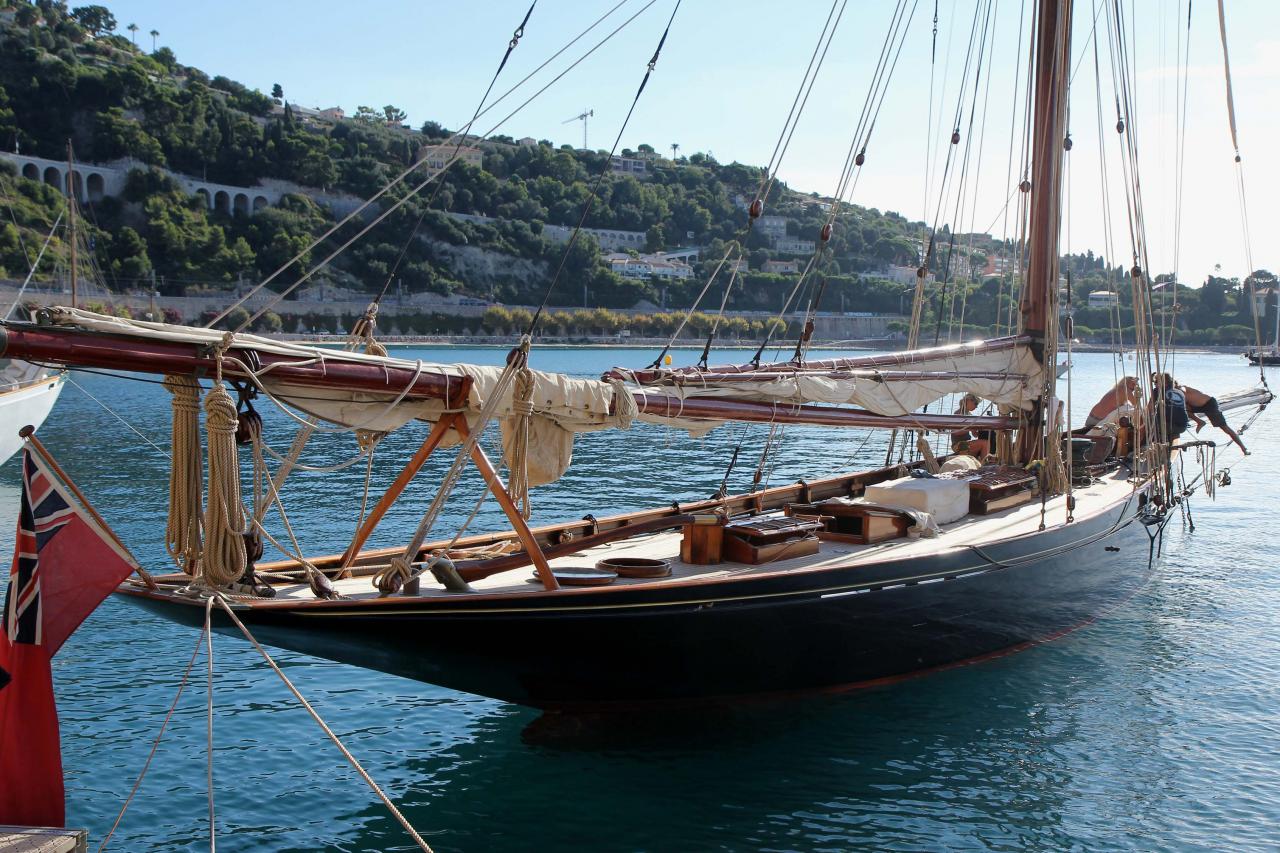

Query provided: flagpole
[19,425,159,590]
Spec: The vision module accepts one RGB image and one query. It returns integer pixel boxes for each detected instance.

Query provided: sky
[98,0,1277,285]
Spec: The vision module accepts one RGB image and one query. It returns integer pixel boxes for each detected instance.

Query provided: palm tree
[149,29,158,51]
[126,23,138,44]
[670,143,680,161]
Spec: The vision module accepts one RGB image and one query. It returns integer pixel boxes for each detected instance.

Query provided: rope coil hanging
[163,374,203,575]
[506,356,536,519]
[201,379,248,589]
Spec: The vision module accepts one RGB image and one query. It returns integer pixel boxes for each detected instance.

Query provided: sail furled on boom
[615,338,1044,416]
[5,308,1022,485]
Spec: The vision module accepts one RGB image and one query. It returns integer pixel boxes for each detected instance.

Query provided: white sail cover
[621,339,1045,416]
[39,308,1040,484]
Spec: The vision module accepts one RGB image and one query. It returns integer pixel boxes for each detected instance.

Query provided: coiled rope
[506,364,535,519]
[163,375,203,575]
[201,380,247,588]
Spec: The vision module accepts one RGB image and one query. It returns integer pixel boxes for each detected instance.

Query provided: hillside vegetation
[0,1,1272,344]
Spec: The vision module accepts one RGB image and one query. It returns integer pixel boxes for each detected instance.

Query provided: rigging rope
[218,0,655,331]
[526,0,683,336]
[648,0,850,369]
[164,375,203,575]
[213,596,434,850]
[374,338,531,592]
[96,621,206,852]
[374,2,538,306]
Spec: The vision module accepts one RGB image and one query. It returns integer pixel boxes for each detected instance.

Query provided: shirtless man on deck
[1179,381,1250,455]
[1083,376,1140,429]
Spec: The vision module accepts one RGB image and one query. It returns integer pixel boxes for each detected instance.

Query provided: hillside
[0,1,1273,344]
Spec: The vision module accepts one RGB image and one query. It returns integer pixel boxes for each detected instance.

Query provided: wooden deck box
[722,516,822,565]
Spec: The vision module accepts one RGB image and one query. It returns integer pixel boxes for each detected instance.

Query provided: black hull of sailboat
[123,492,1158,709]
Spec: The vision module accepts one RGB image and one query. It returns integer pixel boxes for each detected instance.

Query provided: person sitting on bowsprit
[1179,380,1250,455]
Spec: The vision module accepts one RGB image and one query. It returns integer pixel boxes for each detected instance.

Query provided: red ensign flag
[0,448,139,827]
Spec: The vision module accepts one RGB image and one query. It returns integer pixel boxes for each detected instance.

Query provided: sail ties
[356,301,389,359]
[163,374,203,575]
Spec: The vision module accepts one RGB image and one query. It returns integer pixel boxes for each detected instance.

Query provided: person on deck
[1083,376,1140,429]
[1148,372,1190,444]
[1179,381,1250,455]
[951,393,994,458]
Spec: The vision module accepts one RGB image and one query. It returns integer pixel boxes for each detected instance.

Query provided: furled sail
[0,307,1019,486]
[613,337,1045,417]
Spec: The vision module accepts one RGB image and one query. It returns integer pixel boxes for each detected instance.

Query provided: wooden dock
[0,827,87,853]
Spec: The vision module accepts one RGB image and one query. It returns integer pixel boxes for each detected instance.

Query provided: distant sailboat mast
[65,141,78,310]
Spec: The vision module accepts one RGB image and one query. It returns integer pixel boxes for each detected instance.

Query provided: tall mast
[65,141,78,310]
[1020,0,1072,349]
[1016,0,1072,463]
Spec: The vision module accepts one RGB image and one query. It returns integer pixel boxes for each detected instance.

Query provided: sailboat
[1244,286,1280,365]
[0,148,88,466]
[0,0,1269,709]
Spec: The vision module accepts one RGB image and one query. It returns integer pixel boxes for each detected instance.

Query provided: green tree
[382,105,407,124]
[353,105,381,126]
[71,5,116,36]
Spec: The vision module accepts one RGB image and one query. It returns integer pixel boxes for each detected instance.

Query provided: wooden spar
[626,392,1017,432]
[339,414,459,572]
[19,425,158,590]
[606,335,1031,384]
[1020,0,1071,340]
[452,418,559,591]
[0,322,471,408]
[665,370,1030,384]
[1016,0,1072,460]
[0,321,1018,432]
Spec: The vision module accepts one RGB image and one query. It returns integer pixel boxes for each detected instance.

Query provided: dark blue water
[4,348,1277,851]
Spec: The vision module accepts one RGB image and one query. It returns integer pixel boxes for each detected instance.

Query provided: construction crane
[563,109,593,150]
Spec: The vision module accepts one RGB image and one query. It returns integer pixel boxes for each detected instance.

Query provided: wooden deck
[245,467,1141,603]
[0,827,86,853]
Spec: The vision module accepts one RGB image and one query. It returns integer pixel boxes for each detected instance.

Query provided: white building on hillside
[607,252,694,280]
[756,215,788,241]
[417,144,484,172]
[775,237,816,256]
[1088,290,1120,309]
[610,157,649,177]
[763,259,800,274]
[879,265,920,285]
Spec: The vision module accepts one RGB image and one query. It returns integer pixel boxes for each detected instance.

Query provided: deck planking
[254,468,1142,603]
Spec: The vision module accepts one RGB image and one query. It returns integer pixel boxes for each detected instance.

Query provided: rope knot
[374,556,415,595]
[355,429,384,453]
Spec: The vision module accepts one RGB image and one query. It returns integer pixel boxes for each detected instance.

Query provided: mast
[1017,0,1073,460]
[66,141,78,310]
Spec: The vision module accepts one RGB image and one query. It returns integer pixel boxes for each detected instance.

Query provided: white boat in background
[0,362,64,465]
